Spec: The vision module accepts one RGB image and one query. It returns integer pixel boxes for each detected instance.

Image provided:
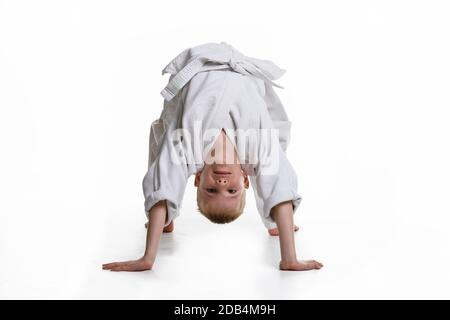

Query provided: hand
[279,260,323,271]
[102,257,153,272]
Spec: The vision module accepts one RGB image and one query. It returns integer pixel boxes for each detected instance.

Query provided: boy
[103,42,322,272]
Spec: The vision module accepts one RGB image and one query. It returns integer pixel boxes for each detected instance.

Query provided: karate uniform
[142,42,301,229]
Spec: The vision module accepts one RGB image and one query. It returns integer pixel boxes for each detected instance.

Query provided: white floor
[1,175,450,299]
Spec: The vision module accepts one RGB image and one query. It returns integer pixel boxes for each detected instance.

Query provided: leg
[268,224,299,236]
[145,220,174,233]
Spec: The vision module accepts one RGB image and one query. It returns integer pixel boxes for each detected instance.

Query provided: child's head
[195,163,249,224]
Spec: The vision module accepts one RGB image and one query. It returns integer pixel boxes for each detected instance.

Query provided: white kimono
[142,42,301,229]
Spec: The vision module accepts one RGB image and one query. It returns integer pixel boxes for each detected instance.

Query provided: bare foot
[268,225,299,236]
[145,221,174,233]
[279,259,323,271]
[163,221,174,233]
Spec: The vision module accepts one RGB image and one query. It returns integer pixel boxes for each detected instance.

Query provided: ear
[194,171,201,187]
[243,173,249,189]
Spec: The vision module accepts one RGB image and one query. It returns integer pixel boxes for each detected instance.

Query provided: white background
[1,0,449,299]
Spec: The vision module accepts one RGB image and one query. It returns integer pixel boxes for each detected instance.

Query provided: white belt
[160,42,286,101]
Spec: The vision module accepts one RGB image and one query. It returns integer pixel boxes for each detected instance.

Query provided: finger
[102,263,118,269]
[103,262,116,267]
[103,262,123,269]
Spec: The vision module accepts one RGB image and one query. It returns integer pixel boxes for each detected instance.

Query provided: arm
[272,201,323,271]
[102,200,167,272]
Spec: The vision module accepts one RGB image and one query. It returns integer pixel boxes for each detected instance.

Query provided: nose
[216,178,229,185]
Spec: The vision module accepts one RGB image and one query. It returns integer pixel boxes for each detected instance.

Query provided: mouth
[213,170,231,175]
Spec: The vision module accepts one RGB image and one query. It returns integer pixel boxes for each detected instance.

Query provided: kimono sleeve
[249,97,301,229]
[142,95,190,227]
[250,144,302,229]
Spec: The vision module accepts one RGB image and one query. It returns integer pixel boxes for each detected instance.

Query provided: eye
[206,188,216,193]
[228,189,237,194]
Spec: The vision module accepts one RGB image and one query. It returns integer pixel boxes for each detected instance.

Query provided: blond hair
[197,190,246,224]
